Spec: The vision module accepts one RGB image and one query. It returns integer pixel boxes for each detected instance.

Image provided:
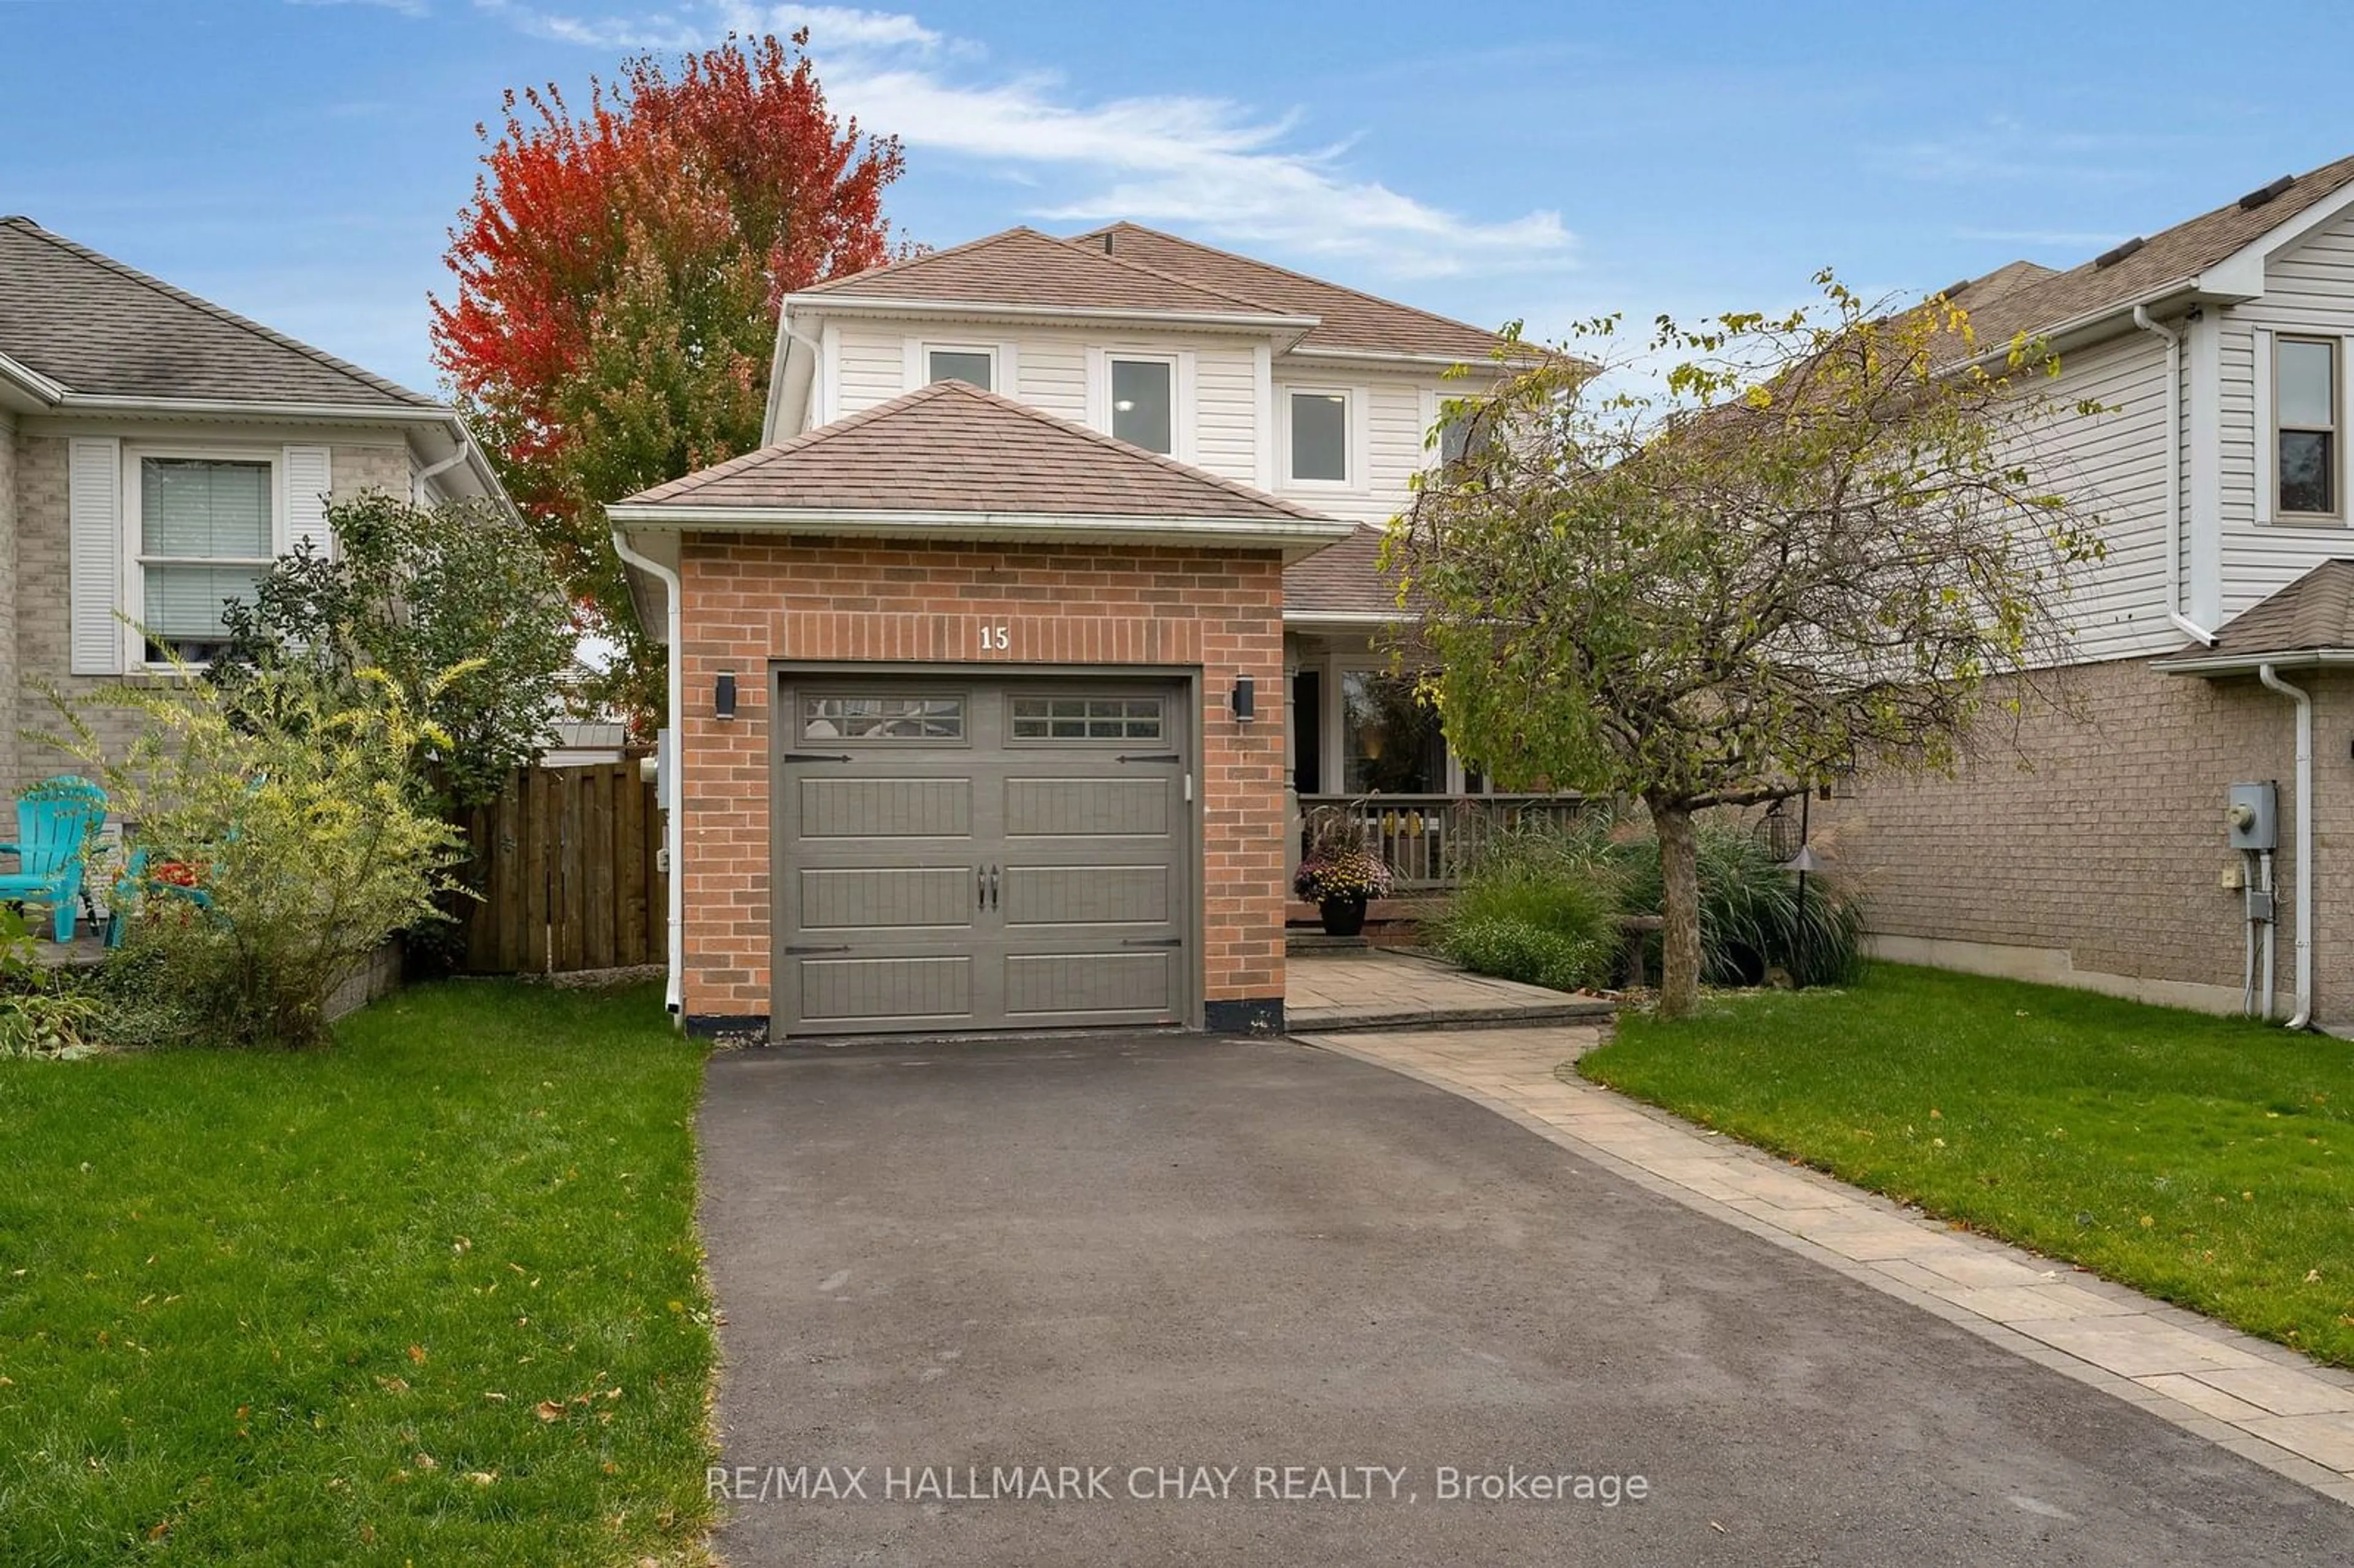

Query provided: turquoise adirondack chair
[0,776,107,941]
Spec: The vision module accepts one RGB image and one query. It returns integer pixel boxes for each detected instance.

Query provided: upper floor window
[1289,389,1349,484]
[1110,357,1174,454]
[2277,337,2338,517]
[926,346,994,392]
[137,455,274,664]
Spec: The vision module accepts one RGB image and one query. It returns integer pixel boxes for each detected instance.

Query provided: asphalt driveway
[697,1033,2347,1566]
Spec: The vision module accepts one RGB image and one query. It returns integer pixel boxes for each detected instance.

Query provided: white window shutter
[2253,329,2274,525]
[283,445,332,557]
[67,437,123,675]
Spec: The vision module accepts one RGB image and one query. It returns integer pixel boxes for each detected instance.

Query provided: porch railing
[1294,793,1588,892]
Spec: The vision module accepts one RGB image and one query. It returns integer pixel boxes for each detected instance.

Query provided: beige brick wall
[0,419,18,796]
[9,435,421,791]
[1822,655,2354,1022]
[675,533,1291,1030]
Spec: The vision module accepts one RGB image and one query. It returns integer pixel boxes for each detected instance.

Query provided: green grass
[0,981,716,1566]
[1581,965,2354,1367]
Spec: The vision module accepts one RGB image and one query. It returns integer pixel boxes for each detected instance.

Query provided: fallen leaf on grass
[374,1376,409,1395]
[534,1399,566,1422]
[406,1344,427,1364]
[467,1471,497,1486]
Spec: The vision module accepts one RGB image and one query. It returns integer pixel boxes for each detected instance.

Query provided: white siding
[802,316,1478,520]
[1192,343,1260,485]
[2217,205,2354,619]
[2024,328,2175,663]
[833,324,907,416]
[1014,335,1087,424]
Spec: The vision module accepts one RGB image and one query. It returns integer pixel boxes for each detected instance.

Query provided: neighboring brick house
[611,224,1514,1038]
[0,216,508,791]
[1823,153,2354,1028]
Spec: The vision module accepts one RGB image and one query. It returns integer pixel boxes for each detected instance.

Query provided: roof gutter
[603,503,1357,560]
[2152,645,2354,676]
[760,307,825,446]
[0,351,67,405]
[2131,305,2218,647]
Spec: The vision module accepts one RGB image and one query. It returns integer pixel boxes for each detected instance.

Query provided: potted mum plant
[1293,824,1397,937]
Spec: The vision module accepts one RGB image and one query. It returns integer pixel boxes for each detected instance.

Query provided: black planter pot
[1319,897,1369,937]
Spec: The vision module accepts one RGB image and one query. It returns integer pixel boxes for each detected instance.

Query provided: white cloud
[288,0,432,16]
[474,1,1571,278]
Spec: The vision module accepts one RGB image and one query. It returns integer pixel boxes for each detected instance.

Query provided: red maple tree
[432,31,904,722]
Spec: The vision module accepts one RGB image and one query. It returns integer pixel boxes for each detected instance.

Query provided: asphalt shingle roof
[1280,525,1416,618]
[0,215,438,409]
[2202,559,2354,657]
[1941,153,2354,357]
[797,222,1509,363]
[1075,222,1511,362]
[798,227,1285,318]
[622,378,1331,522]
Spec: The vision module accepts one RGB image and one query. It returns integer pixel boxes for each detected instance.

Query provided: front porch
[1284,618,1583,891]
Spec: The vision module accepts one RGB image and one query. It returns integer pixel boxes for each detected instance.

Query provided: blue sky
[6,0,2353,397]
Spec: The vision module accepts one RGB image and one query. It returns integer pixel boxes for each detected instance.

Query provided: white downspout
[2133,306,2217,647]
[2258,662,2312,1029]
[612,523,685,1021]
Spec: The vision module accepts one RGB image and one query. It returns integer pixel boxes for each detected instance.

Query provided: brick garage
[612,379,1353,1038]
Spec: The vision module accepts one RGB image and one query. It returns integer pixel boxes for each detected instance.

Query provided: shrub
[0,908,104,1060]
[1433,807,1865,992]
[47,663,466,1049]
[215,492,579,809]
[1617,815,1867,988]
[1436,819,1625,991]
[1439,917,1604,994]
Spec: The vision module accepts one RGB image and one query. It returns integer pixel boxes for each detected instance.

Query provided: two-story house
[0,216,508,794]
[609,224,1514,1040]
[1827,153,2354,1030]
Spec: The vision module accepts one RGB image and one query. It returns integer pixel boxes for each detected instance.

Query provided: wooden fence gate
[453,762,666,975]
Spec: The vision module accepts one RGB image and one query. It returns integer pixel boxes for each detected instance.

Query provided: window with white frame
[1288,389,1349,484]
[1109,357,1175,454]
[135,454,276,664]
[926,346,994,391]
[2277,336,2339,517]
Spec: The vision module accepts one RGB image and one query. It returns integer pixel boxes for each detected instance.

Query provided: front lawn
[1580,964,2354,1367]
[0,981,715,1566]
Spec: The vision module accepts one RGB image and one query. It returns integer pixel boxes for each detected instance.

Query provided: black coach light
[1230,674,1256,723]
[714,671,738,721]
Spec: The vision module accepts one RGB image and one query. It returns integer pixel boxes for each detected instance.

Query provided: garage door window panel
[803,695,967,742]
[1008,696,1164,742]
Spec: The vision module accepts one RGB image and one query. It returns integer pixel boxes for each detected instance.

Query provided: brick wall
[0,421,17,795]
[10,436,419,790]
[1822,655,2353,1020]
[676,532,1290,1030]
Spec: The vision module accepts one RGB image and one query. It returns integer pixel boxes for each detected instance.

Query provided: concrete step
[1288,996,1617,1033]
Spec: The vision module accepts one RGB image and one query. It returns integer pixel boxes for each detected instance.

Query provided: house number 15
[977,624,1010,651]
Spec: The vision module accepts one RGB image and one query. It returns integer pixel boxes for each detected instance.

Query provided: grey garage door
[772,675,1193,1036]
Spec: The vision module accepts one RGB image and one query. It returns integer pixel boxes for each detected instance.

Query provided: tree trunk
[1653,798,1702,1019]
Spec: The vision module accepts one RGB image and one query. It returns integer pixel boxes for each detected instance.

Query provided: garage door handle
[1116,752,1181,764]
[1122,937,1183,947]
[781,752,854,764]
[784,944,851,955]
[988,865,1000,910]
[977,865,987,910]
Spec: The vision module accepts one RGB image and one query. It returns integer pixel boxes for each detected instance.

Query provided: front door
[772,675,1192,1036]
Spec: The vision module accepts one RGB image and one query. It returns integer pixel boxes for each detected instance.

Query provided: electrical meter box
[2227,782,2277,851]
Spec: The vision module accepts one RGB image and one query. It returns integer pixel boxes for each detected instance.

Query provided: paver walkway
[1285,948,1612,1031]
[1302,1022,2354,1510]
